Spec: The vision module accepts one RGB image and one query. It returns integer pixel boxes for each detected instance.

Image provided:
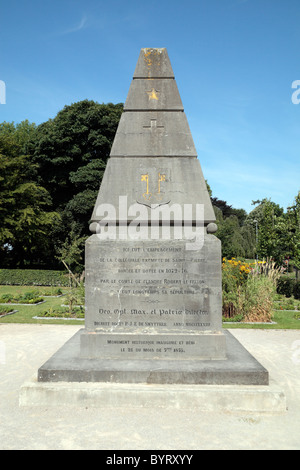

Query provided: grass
[223,309,300,329]
[0,285,299,328]
[0,285,83,325]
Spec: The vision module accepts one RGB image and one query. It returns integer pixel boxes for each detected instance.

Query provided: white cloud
[54,15,88,36]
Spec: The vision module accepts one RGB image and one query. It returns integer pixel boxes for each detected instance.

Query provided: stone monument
[37,48,269,386]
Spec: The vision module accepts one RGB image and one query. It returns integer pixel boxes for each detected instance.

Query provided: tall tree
[286,191,300,270]
[29,100,123,267]
[0,123,60,267]
[247,199,284,261]
[210,190,255,259]
[31,100,123,213]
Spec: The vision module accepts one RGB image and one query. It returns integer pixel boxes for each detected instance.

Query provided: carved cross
[143,119,164,132]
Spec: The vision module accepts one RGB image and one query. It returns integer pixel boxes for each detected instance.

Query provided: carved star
[146,88,160,101]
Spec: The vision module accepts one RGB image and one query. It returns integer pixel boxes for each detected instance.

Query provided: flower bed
[0,292,44,304]
[222,258,280,323]
[0,306,18,318]
[37,306,85,319]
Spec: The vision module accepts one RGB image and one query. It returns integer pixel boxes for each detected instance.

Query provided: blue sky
[0,0,299,214]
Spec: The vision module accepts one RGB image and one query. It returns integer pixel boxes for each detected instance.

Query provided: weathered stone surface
[90,157,216,225]
[37,330,269,385]
[82,235,225,360]
[110,111,197,158]
[133,48,175,79]
[124,78,183,111]
[84,237,222,332]
[111,48,199,159]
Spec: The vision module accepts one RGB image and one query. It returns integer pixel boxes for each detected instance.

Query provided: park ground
[0,324,299,450]
[0,284,299,329]
[0,283,300,450]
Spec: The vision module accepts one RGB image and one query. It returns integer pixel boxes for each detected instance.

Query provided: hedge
[0,269,69,286]
[277,276,300,300]
[294,281,300,300]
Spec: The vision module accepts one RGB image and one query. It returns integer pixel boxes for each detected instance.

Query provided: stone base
[19,378,286,413]
[20,330,287,412]
[37,330,269,385]
[80,330,227,360]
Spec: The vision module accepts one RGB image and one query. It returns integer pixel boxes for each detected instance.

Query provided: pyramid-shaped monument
[37,49,269,387]
[90,48,215,226]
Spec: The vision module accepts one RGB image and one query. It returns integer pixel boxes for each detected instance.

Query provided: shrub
[294,281,300,300]
[274,297,297,310]
[0,269,69,286]
[222,258,254,318]
[0,305,15,315]
[277,276,295,297]
[0,292,44,304]
[40,306,85,318]
[244,275,275,322]
[0,293,14,302]
[222,258,280,322]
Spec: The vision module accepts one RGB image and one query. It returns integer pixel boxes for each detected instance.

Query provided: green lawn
[0,285,84,325]
[0,285,299,328]
[223,309,300,329]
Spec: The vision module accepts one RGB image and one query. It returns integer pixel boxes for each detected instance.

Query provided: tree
[31,100,123,213]
[0,123,60,267]
[210,189,255,259]
[0,120,37,154]
[286,191,300,271]
[56,224,86,274]
[211,197,233,218]
[29,100,123,267]
[245,196,300,266]
[213,209,255,259]
[247,199,284,261]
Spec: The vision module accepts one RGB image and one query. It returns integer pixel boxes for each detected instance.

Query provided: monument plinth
[37,48,269,386]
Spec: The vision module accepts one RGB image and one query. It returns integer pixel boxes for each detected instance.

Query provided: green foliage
[31,100,122,215]
[28,100,123,268]
[277,276,295,297]
[210,190,255,259]
[0,305,15,315]
[212,193,300,268]
[247,196,300,265]
[243,273,277,322]
[0,101,123,269]
[56,225,86,272]
[274,296,300,311]
[293,280,300,300]
[0,269,69,286]
[213,203,255,259]
[40,305,85,319]
[0,121,61,267]
[0,291,44,304]
[286,191,300,270]
[222,259,280,322]
[217,216,250,258]
[222,258,253,318]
